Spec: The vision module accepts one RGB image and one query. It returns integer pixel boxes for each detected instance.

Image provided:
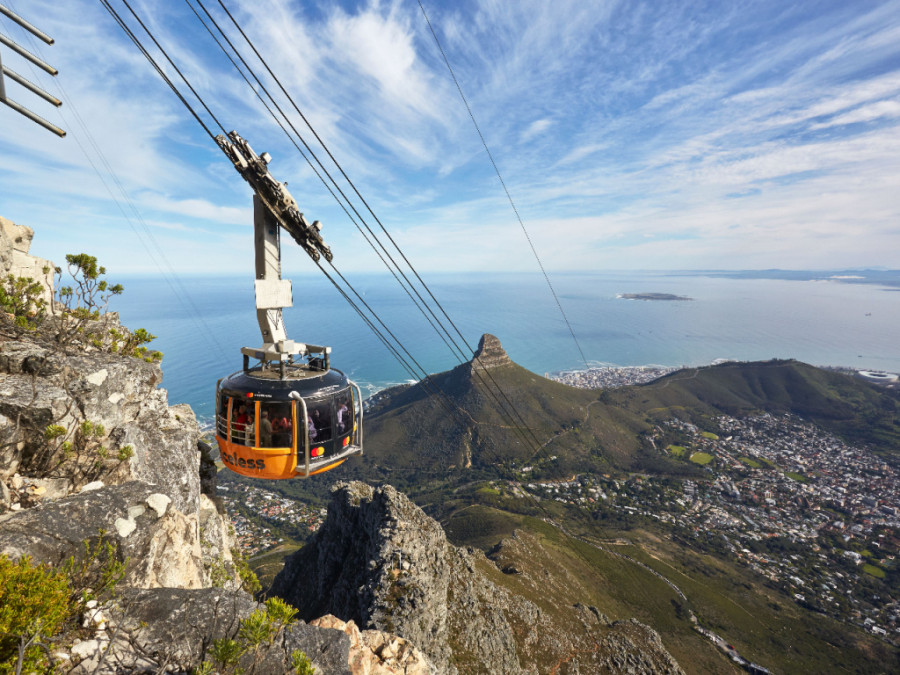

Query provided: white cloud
[3,0,900,275]
[520,118,553,143]
[812,99,900,128]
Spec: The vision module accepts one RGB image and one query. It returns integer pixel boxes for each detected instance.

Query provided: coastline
[548,365,679,389]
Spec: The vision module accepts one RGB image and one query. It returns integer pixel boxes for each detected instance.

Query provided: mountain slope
[359,340,900,485]
[612,359,900,457]
[360,334,654,482]
[270,481,686,675]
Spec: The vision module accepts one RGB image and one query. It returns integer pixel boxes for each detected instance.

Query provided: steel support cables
[98,0,219,141]
[193,0,550,454]
[102,0,469,432]
[416,0,590,373]
[196,0,470,367]
[314,262,477,429]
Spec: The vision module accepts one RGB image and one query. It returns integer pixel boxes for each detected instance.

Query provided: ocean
[111,271,900,426]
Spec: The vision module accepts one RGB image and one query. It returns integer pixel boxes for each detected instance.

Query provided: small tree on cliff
[42,252,160,361]
[53,253,122,350]
[0,273,48,329]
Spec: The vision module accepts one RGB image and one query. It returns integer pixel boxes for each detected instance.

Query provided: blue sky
[1,0,899,277]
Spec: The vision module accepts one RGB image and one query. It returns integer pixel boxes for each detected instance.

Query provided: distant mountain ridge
[669,268,900,287]
[356,337,900,485]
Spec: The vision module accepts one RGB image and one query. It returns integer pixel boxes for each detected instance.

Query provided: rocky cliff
[0,219,430,674]
[271,482,685,674]
[469,333,511,373]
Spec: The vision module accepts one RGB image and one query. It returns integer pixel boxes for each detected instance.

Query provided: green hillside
[612,360,900,458]
[458,518,898,675]
[360,356,900,486]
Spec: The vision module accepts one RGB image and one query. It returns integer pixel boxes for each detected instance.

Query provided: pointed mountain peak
[470,333,511,371]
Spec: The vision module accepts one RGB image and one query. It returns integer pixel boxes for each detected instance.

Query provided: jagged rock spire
[470,333,511,371]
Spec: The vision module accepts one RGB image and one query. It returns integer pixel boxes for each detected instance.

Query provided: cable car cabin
[215,363,363,479]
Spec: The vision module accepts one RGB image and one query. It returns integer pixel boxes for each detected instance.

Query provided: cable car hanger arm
[215,130,331,369]
[215,130,333,263]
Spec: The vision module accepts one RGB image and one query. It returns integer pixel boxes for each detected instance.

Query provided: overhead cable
[416,0,590,372]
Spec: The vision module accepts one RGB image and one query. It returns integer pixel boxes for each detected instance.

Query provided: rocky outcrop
[0,338,200,511]
[469,333,511,372]
[0,215,54,305]
[272,482,460,669]
[0,481,207,588]
[69,587,353,675]
[311,615,433,675]
[271,482,685,674]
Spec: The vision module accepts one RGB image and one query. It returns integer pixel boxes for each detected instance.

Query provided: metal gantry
[0,3,65,137]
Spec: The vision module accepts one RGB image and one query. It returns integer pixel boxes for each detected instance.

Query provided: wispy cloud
[1,0,899,275]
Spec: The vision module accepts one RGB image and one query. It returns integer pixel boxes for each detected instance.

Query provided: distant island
[619,292,693,301]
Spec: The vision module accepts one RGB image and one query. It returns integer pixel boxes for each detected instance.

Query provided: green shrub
[0,274,47,329]
[231,547,262,595]
[196,599,308,674]
[0,555,70,674]
[210,638,243,669]
[62,533,128,605]
[264,597,298,628]
[238,607,276,647]
[291,649,316,675]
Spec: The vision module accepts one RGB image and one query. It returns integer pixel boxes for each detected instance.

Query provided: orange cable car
[215,357,363,479]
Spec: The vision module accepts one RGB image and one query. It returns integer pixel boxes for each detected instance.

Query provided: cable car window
[231,399,253,447]
[308,399,332,443]
[261,402,293,448]
[216,392,229,440]
[335,392,352,438]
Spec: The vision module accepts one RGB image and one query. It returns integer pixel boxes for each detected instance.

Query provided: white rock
[82,607,106,630]
[71,640,101,659]
[114,517,136,538]
[11,473,23,490]
[51,651,70,662]
[85,600,98,609]
[108,392,124,404]
[85,369,109,386]
[127,504,146,520]
[80,481,105,493]
[10,503,22,511]
[146,493,171,518]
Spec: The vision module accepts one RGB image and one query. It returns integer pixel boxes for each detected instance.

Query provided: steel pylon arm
[215,131,333,263]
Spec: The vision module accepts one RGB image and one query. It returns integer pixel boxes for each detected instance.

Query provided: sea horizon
[110,270,900,425]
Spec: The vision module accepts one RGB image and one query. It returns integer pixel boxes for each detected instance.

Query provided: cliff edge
[271,481,685,674]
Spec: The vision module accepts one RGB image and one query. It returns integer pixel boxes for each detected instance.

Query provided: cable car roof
[219,366,352,400]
